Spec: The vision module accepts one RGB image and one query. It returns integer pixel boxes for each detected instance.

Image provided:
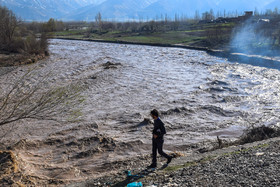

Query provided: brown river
[1,39,280,184]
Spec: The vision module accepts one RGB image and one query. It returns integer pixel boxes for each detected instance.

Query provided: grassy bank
[52,22,235,51]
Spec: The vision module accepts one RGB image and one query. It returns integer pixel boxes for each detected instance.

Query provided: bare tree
[209,9,215,20]
[0,6,19,50]
[194,10,200,20]
[0,70,85,127]
[95,12,103,32]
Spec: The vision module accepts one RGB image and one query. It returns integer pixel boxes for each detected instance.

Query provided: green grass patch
[120,35,166,43]
[183,30,205,33]
[200,155,217,163]
[164,161,198,172]
[256,143,269,148]
[54,30,86,36]
[60,35,85,39]
[223,143,269,157]
[116,32,204,45]
[164,155,217,172]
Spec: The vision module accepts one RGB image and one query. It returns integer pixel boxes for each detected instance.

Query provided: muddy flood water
[1,39,280,184]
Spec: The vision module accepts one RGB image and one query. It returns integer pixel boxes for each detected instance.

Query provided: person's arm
[153,120,166,138]
[160,121,166,135]
[152,124,158,138]
[153,121,161,138]
[157,121,166,138]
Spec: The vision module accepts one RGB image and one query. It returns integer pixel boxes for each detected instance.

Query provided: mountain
[63,0,158,21]
[1,0,280,21]
[0,0,106,21]
[137,0,217,19]
[64,0,280,21]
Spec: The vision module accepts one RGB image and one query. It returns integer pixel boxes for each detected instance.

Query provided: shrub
[8,37,25,53]
[25,35,40,54]
[239,125,280,144]
[0,5,49,57]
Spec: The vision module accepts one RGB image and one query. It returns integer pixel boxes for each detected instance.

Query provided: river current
[1,39,280,182]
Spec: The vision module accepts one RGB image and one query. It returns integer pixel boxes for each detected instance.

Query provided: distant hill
[0,0,280,21]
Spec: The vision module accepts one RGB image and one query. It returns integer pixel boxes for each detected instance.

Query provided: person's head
[150,109,159,119]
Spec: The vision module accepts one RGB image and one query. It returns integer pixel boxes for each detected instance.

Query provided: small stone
[255,152,264,156]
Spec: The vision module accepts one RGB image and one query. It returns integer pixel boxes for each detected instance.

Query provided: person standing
[148,109,172,168]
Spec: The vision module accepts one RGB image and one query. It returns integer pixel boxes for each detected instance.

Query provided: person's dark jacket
[152,118,166,139]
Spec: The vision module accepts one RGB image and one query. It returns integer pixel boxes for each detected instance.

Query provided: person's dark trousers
[152,138,171,165]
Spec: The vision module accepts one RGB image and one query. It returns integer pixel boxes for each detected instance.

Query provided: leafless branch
[0,70,86,128]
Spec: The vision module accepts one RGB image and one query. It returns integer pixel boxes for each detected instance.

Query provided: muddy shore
[0,52,48,67]
[67,137,280,187]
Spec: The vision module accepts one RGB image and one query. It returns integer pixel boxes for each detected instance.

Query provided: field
[53,22,235,50]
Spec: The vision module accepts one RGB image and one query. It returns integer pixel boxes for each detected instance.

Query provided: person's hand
[153,134,158,139]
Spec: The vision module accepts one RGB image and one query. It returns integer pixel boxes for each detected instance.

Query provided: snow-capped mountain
[0,0,280,21]
[63,0,158,21]
[0,0,106,20]
[136,0,217,20]
[65,0,280,21]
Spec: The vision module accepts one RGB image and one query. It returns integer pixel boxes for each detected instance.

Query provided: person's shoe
[147,163,157,169]
[166,157,172,164]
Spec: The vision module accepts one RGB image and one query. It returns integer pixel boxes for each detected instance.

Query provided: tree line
[2,5,280,56]
[19,7,280,35]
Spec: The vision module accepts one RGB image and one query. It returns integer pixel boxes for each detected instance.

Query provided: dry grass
[170,151,185,158]
[214,125,280,150]
[238,125,280,144]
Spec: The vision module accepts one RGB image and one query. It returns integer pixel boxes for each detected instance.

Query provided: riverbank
[1,129,279,186]
[144,137,280,187]
[54,36,212,52]
[67,136,280,187]
[52,23,229,52]
[0,52,48,67]
[52,18,280,67]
